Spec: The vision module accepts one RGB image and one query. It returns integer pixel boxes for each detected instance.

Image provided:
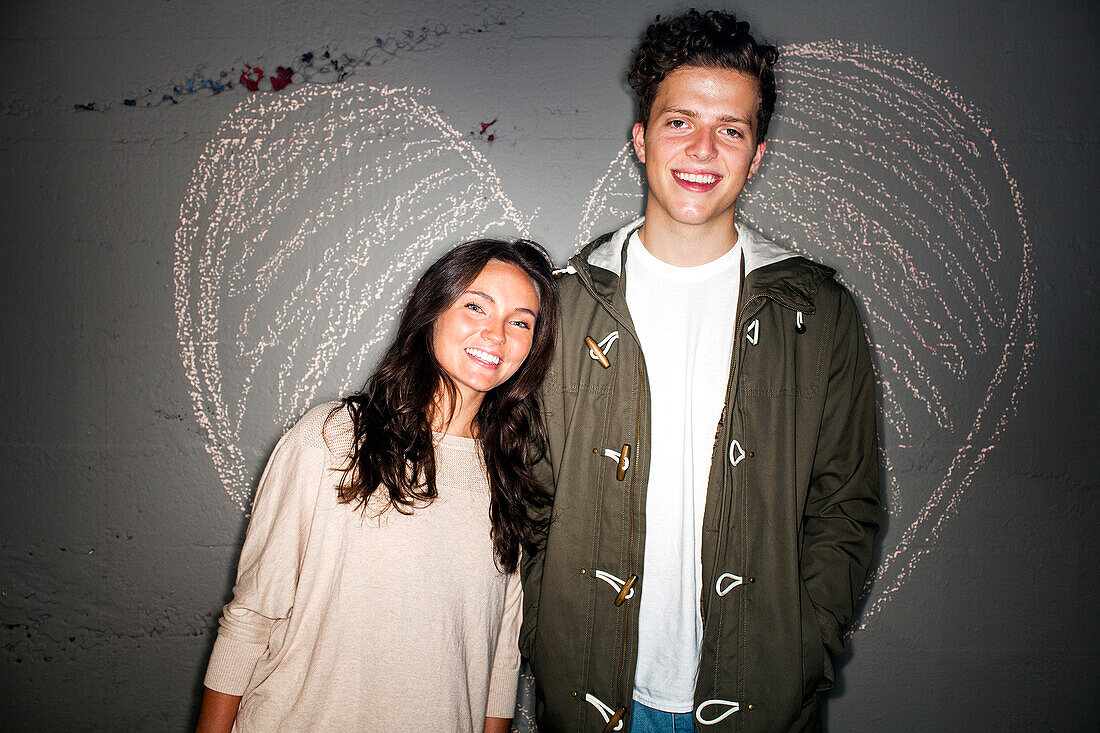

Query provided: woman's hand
[195,687,242,733]
[484,716,512,733]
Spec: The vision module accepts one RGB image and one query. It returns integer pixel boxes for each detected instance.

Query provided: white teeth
[466,348,502,365]
[675,171,718,184]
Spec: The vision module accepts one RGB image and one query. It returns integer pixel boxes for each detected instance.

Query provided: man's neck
[635,209,740,267]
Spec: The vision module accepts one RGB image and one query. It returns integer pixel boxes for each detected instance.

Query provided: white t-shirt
[625,231,741,712]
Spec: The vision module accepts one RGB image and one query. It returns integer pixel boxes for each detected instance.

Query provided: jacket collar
[571,217,834,313]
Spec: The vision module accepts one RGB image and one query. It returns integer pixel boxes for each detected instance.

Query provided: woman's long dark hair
[327,238,557,573]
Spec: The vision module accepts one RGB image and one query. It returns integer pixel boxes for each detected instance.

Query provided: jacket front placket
[695,291,756,731]
[697,274,820,731]
[569,249,652,731]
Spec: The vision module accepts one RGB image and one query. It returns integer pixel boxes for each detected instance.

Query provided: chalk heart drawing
[174,41,1035,631]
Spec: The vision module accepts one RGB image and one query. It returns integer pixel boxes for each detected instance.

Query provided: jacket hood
[567,217,835,314]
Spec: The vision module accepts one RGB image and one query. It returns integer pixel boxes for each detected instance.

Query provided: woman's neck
[430,389,481,438]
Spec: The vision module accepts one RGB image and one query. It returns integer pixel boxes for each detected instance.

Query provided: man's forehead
[657,65,761,95]
[650,67,762,118]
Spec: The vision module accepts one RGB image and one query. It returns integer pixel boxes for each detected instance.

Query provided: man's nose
[686,128,717,160]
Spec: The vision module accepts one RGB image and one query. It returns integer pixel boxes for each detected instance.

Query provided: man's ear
[747,140,766,178]
[631,122,647,164]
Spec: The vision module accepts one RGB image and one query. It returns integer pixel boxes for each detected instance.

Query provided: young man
[521,10,881,732]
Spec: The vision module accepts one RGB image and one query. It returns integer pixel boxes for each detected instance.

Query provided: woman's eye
[464,302,484,313]
[511,320,532,330]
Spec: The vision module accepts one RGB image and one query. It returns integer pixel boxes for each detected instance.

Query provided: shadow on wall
[188,506,252,729]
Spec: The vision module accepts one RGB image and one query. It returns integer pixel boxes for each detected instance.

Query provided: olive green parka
[521,219,881,732]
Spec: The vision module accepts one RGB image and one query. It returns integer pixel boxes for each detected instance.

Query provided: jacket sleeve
[203,423,325,695]
[800,285,882,661]
[519,351,563,660]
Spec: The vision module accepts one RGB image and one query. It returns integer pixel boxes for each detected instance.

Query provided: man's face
[632,66,766,232]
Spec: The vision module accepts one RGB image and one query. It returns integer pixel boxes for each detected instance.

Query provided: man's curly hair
[628,9,779,142]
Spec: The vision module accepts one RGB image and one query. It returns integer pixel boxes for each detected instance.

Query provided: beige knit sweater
[204,402,521,732]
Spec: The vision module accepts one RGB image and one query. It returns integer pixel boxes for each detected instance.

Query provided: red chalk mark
[240,65,263,92]
[469,119,499,142]
[271,66,293,91]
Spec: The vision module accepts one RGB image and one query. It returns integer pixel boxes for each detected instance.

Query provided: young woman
[195,239,557,733]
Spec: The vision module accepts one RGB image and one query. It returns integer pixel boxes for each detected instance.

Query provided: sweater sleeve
[203,420,328,695]
[485,571,523,718]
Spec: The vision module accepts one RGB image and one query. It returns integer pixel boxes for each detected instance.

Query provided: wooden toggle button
[585,336,611,368]
[616,444,630,481]
[603,706,626,733]
[614,574,637,607]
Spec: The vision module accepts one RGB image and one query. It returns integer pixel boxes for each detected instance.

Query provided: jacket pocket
[739,306,828,399]
[798,579,827,702]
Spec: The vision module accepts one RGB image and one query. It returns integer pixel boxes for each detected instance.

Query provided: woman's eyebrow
[464,289,537,317]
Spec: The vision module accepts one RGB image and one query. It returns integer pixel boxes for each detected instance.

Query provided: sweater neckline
[432,431,479,453]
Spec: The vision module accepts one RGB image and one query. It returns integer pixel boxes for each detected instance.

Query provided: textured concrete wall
[1,1,1097,730]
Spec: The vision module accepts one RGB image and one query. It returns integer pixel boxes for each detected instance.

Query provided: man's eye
[669,119,686,128]
[723,128,742,138]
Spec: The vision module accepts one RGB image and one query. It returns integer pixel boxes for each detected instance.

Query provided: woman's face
[432,259,540,411]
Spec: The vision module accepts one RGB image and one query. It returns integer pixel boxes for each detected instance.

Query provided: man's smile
[673,169,722,186]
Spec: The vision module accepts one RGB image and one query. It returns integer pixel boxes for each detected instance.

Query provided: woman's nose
[482,319,505,343]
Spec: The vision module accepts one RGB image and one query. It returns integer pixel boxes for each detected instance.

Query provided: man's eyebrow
[662,106,698,118]
[716,114,753,125]
[659,107,753,126]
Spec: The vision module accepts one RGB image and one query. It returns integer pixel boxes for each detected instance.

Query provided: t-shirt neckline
[628,231,742,282]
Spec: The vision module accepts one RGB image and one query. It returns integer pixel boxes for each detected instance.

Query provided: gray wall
[2,1,1097,730]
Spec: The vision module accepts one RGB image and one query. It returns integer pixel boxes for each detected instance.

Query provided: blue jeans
[630,700,695,732]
